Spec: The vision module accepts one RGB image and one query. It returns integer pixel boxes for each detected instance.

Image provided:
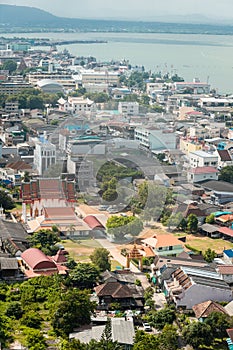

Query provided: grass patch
[111,259,123,271]
[174,233,233,254]
[62,239,102,262]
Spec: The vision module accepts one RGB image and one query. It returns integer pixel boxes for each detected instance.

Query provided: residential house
[164,266,232,309]
[201,180,233,205]
[70,317,135,350]
[179,138,202,155]
[174,80,210,94]
[192,300,228,321]
[200,223,221,238]
[216,149,233,169]
[217,265,233,284]
[94,281,144,311]
[142,234,184,257]
[111,88,131,100]
[0,219,28,257]
[0,160,33,186]
[187,166,218,183]
[0,257,20,280]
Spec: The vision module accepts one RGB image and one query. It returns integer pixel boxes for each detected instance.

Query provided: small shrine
[126,244,143,271]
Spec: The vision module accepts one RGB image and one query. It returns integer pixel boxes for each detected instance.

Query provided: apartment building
[118,101,139,116]
[134,127,177,151]
[188,150,218,168]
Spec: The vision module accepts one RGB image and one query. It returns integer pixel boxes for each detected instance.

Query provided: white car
[143,323,152,332]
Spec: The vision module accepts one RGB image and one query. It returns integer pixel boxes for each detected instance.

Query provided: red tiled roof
[217,265,233,275]
[52,249,68,264]
[21,179,76,202]
[217,214,233,223]
[189,166,218,174]
[84,215,104,229]
[192,300,227,319]
[7,160,32,171]
[21,248,57,270]
[44,207,76,219]
[218,227,233,238]
[217,150,232,162]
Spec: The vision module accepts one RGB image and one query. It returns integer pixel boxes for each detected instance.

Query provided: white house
[187,166,218,183]
[58,96,95,114]
[189,150,218,168]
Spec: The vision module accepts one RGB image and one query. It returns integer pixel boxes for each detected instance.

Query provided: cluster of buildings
[1,39,233,347]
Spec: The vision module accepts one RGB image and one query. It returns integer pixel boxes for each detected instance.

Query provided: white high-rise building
[34,136,56,175]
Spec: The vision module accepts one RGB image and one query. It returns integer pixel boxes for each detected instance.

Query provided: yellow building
[180,138,202,154]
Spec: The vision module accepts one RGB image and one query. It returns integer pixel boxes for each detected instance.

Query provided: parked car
[99,205,109,211]
[143,322,152,332]
[108,208,118,214]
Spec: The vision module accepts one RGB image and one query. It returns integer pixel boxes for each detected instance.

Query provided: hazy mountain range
[0,4,233,34]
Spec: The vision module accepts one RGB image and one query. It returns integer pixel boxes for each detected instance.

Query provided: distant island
[1,4,233,35]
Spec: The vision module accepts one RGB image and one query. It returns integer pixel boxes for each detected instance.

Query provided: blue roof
[214,211,232,217]
[224,249,233,257]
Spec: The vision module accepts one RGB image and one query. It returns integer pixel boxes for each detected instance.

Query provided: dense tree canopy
[51,289,95,336]
[147,306,176,330]
[219,166,233,183]
[0,190,15,210]
[90,248,111,272]
[1,60,17,73]
[205,311,232,339]
[182,321,213,349]
[28,229,60,255]
[106,216,143,241]
[69,262,100,288]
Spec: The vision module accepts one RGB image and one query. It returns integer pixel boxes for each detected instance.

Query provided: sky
[1,0,233,20]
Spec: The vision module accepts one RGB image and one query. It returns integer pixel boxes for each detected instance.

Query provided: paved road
[96,238,150,289]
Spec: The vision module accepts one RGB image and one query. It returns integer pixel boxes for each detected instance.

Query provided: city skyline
[1,0,233,21]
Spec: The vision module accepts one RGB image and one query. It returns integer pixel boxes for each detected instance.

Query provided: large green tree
[187,214,198,233]
[51,289,95,336]
[22,328,46,350]
[147,306,176,330]
[106,216,143,241]
[182,321,213,349]
[0,190,15,210]
[205,311,232,339]
[90,248,111,272]
[1,60,17,73]
[203,248,216,263]
[28,229,60,255]
[69,263,100,289]
[219,166,233,183]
